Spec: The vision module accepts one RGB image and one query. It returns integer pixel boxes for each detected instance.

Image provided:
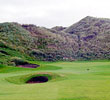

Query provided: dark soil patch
[18,64,40,68]
[26,76,48,83]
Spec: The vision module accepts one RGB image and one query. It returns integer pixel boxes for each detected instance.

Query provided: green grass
[0,60,110,100]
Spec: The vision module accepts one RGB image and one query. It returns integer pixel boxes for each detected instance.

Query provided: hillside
[0,23,78,65]
[21,24,78,60]
[0,22,37,65]
[64,16,110,60]
[0,16,110,65]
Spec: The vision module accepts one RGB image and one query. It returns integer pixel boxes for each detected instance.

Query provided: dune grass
[0,60,110,100]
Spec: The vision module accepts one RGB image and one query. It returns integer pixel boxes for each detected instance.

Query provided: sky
[0,0,110,28]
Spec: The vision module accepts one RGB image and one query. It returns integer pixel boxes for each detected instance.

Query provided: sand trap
[18,64,40,68]
[26,76,48,83]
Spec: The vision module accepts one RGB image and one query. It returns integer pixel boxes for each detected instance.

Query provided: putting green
[0,61,110,100]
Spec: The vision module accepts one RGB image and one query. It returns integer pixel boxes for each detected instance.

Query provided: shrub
[0,64,5,68]
[11,57,28,66]
[0,41,7,48]
[30,50,45,60]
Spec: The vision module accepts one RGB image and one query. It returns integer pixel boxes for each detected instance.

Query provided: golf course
[0,60,110,100]
[1,1,110,100]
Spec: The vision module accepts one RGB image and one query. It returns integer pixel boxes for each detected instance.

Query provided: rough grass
[0,47,34,65]
[0,61,110,100]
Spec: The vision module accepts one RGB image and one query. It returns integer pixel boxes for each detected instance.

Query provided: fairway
[0,61,110,100]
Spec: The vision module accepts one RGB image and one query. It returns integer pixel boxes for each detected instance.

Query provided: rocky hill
[0,16,110,65]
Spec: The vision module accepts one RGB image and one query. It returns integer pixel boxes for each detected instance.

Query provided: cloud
[0,0,110,27]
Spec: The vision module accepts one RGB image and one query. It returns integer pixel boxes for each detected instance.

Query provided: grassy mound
[5,72,62,84]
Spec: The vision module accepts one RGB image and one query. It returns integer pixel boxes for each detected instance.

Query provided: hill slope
[0,16,110,65]
[64,16,110,60]
[0,23,78,65]
[21,24,78,61]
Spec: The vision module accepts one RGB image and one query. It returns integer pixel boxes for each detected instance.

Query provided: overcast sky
[0,0,110,28]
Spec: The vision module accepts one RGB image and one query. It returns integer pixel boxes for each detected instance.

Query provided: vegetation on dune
[0,16,110,65]
[22,24,78,61]
[10,57,29,66]
[0,22,78,65]
[64,16,110,60]
[0,23,35,51]
[0,42,34,65]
